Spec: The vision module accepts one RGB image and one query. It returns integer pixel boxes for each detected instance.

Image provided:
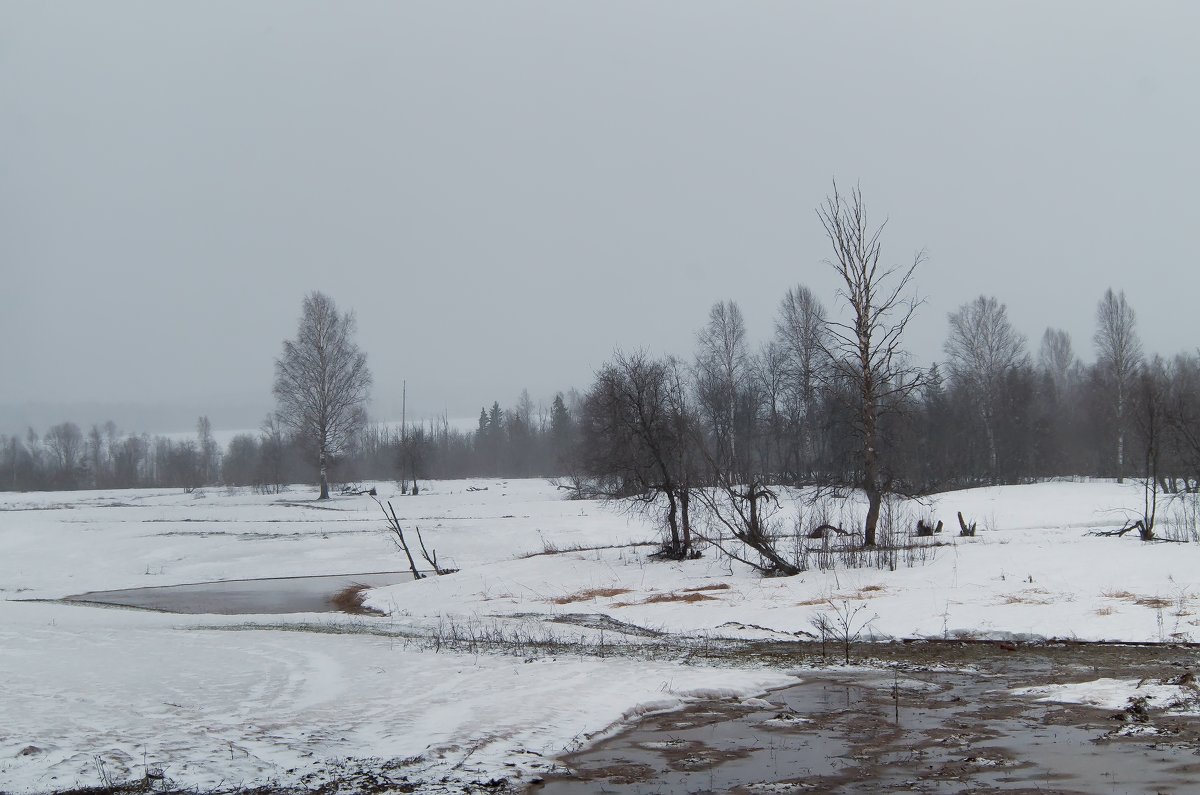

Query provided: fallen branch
[1090,520,1155,541]
[807,523,851,539]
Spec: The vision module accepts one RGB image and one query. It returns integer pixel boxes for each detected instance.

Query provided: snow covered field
[2,479,1198,793]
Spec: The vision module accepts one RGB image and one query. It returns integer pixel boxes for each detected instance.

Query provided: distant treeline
[569,289,1200,499]
[0,392,581,493]
[4,291,1199,496]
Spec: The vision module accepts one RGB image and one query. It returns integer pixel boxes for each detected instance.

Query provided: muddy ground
[533,641,1200,794]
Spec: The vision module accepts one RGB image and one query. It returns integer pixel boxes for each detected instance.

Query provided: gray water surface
[63,571,416,614]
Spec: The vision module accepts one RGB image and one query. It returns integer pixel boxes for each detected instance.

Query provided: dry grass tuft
[553,587,632,605]
[1100,590,1175,610]
[641,591,716,604]
[614,591,719,607]
[330,584,385,616]
[1095,605,1116,616]
[1001,590,1054,605]
[681,583,732,593]
[795,597,827,607]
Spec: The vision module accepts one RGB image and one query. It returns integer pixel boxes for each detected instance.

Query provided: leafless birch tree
[273,292,372,499]
[774,285,827,481]
[1038,327,1077,395]
[944,295,1027,478]
[1094,288,1143,483]
[695,300,749,476]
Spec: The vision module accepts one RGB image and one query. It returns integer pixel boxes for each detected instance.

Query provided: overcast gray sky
[3,1,1197,433]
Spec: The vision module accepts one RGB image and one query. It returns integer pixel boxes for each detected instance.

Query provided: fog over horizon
[4,2,1198,436]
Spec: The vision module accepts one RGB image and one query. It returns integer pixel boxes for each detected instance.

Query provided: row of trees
[0,394,581,493]
[572,185,1199,561]
[5,199,1195,526]
[1,417,222,492]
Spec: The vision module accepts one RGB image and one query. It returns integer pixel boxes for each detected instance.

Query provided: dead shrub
[330,584,384,616]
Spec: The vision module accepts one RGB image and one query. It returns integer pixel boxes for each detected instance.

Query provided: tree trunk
[319,449,330,500]
[864,487,882,547]
[1116,388,1125,484]
[679,487,692,551]
[862,375,880,547]
[983,411,998,481]
[1116,427,1125,484]
[664,486,681,556]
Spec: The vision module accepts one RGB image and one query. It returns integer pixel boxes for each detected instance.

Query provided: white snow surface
[1013,676,1200,715]
[2,478,1198,792]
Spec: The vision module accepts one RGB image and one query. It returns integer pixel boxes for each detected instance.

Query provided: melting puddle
[61,571,416,614]
[536,669,1200,793]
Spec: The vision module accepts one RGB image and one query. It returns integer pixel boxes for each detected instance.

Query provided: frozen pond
[61,571,417,614]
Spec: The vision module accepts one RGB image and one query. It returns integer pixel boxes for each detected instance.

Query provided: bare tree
[273,292,372,499]
[817,183,924,547]
[1094,288,1143,483]
[774,285,827,481]
[257,413,289,493]
[695,300,749,476]
[1038,327,1077,395]
[579,349,696,559]
[4,435,27,490]
[86,424,106,489]
[943,295,1028,478]
[196,415,220,486]
[754,341,788,479]
[44,421,84,488]
[1164,352,1200,489]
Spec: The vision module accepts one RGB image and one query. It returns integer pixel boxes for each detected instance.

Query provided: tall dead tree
[817,183,924,547]
[1094,289,1143,483]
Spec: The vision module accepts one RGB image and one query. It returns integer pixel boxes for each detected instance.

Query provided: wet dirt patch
[542,613,664,637]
